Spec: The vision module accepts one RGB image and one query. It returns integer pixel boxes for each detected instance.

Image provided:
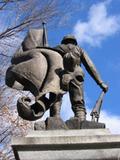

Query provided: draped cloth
[5,29,64,121]
[6,48,64,120]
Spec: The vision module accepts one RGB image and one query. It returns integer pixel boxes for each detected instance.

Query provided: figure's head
[61,35,77,45]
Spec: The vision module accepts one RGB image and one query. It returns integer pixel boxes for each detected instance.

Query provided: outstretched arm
[81,49,108,92]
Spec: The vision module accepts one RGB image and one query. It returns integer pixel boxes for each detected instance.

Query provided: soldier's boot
[50,100,62,118]
[73,106,86,121]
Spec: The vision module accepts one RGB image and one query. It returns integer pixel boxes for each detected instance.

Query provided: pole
[42,22,48,47]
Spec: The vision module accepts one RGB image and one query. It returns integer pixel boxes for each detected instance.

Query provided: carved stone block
[45,117,68,130]
[66,117,105,129]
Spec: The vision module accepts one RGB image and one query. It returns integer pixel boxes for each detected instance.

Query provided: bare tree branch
[0,53,12,57]
[0,0,23,10]
[0,1,82,159]
[0,0,58,40]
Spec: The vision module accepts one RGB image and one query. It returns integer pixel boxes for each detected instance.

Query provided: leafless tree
[0,0,62,159]
[0,0,61,55]
[0,0,83,159]
[0,0,58,38]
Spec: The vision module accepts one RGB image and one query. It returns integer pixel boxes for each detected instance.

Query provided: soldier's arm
[81,49,108,92]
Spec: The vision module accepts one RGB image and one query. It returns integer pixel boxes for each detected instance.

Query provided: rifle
[90,91,106,122]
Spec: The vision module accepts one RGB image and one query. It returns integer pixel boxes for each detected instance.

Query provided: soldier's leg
[69,78,86,121]
[50,94,63,118]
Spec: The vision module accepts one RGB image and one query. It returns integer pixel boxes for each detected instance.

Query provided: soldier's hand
[100,82,108,93]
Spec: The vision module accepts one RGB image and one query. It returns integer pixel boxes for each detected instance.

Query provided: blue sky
[47,0,120,133]
[1,0,120,133]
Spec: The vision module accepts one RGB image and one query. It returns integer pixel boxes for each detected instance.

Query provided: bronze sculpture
[5,29,108,122]
[53,35,108,121]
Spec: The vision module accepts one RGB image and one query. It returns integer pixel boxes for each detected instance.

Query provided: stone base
[34,117,68,130]
[34,121,46,130]
[45,117,68,130]
[12,129,120,160]
[80,120,105,129]
[66,118,105,129]
[34,117,105,130]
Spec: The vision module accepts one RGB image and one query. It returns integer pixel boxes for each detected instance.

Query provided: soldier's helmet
[61,35,77,45]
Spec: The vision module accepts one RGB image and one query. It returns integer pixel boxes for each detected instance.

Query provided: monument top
[5,26,108,128]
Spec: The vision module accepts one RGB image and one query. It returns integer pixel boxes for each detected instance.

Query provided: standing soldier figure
[52,35,108,121]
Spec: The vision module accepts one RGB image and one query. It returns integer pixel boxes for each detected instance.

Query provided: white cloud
[60,94,120,134]
[40,92,120,134]
[61,93,74,120]
[73,1,120,46]
[100,111,120,134]
[87,109,120,134]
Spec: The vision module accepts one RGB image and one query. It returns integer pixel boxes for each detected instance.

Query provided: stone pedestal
[45,117,68,130]
[34,117,105,130]
[12,129,120,160]
[66,118,105,129]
